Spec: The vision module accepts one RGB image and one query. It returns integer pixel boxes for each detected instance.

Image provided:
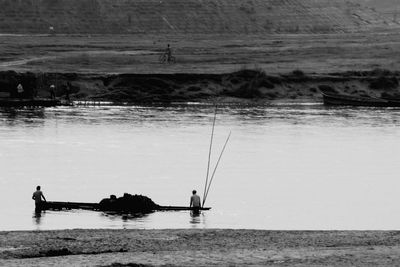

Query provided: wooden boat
[42,193,211,213]
[43,201,211,212]
[322,92,400,107]
[0,98,61,107]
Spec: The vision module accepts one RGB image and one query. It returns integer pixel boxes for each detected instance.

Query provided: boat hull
[43,201,211,212]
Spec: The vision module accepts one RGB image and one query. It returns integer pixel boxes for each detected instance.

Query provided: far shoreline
[1,68,399,105]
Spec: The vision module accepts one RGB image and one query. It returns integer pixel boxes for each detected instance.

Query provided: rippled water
[1,103,400,230]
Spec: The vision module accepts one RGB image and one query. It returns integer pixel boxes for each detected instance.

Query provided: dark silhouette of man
[165,44,172,62]
[65,82,71,102]
[49,84,56,99]
[17,83,24,99]
[190,190,201,215]
[32,186,46,212]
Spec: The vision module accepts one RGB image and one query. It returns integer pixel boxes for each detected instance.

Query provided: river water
[1,103,400,231]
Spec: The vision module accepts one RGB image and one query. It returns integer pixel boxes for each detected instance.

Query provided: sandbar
[1,229,400,266]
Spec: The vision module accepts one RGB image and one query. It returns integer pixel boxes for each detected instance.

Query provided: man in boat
[190,190,201,214]
[32,186,47,212]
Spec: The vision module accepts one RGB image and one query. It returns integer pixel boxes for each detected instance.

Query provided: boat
[321,92,400,107]
[43,201,211,212]
[0,98,61,107]
[42,193,211,214]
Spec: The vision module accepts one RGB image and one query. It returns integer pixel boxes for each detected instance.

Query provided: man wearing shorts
[32,186,47,212]
[190,190,201,214]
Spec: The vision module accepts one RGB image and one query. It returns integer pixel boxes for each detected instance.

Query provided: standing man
[190,190,201,215]
[165,44,172,63]
[32,186,47,212]
[17,83,24,99]
[65,82,71,102]
[49,84,56,99]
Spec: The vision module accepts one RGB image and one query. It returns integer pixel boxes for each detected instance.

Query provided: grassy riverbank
[1,69,399,103]
[1,229,400,266]
[1,32,400,103]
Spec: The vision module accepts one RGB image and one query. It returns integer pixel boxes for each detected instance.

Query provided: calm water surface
[1,103,400,230]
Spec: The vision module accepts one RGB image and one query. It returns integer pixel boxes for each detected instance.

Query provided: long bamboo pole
[203,131,231,206]
[202,106,217,207]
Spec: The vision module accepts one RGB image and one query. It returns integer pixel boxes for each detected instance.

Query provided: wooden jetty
[43,201,211,212]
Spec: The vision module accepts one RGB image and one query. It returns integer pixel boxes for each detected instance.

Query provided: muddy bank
[0,69,399,103]
[1,229,400,266]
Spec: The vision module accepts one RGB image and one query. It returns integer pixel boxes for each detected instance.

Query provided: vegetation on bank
[0,69,399,103]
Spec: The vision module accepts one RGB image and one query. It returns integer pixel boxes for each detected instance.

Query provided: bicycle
[159,52,176,64]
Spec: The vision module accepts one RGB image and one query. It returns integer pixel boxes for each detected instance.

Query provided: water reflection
[0,107,46,118]
[98,211,151,228]
[190,212,206,228]
[0,107,46,127]
[32,210,44,228]
[3,102,397,129]
[121,213,150,221]
[100,211,150,221]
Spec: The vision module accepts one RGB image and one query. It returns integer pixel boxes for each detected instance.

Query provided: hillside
[360,0,399,12]
[0,0,395,34]
[359,0,400,22]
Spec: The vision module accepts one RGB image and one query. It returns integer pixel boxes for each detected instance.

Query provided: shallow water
[1,103,400,230]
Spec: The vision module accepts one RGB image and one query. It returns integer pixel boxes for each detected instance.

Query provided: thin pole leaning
[202,106,217,207]
[203,131,231,206]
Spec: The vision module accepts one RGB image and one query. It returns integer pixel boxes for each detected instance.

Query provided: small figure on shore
[32,86,38,99]
[159,44,175,64]
[32,185,46,212]
[65,82,71,102]
[17,83,24,99]
[49,84,56,99]
[49,26,55,35]
[190,190,201,215]
[165,44,172,62]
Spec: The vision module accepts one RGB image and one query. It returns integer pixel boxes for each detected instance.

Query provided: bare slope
[0,0,394,34]
[360,0,400,22]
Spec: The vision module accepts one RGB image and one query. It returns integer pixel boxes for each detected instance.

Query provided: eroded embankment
[0,69,399,103]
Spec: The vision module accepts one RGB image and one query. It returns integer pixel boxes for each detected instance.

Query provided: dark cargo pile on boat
[99,193,159,213]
